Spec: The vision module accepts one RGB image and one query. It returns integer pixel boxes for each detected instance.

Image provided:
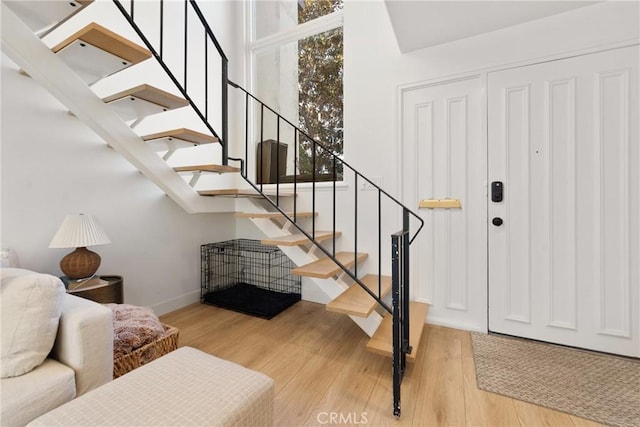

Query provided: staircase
[1,0,426,417]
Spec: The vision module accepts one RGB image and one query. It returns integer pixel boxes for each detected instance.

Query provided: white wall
[343,0,639,330]
[0,0,246,315]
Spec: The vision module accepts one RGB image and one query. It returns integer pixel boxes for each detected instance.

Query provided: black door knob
[492,217,503,226]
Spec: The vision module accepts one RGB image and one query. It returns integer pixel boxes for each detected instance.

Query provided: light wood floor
[160,301,604,427]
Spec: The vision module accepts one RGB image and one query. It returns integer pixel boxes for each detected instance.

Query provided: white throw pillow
[1,268,65,378]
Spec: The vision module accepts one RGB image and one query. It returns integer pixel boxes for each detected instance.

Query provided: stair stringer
[236,198,384,337]
[1,4,235,215]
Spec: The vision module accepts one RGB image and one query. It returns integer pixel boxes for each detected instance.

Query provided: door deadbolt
[492,217,503,226]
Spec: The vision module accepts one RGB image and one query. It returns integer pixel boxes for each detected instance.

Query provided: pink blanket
[105,304,165,359]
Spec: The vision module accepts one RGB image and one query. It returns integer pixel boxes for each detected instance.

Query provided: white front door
[488,45,639,357]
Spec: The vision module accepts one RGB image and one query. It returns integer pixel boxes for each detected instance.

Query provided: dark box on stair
[256,139,287,184]
[201,239,301,319]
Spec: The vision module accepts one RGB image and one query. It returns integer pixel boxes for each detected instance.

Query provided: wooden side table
[66,275,124,304]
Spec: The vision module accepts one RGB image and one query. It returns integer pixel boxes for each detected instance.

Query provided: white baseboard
[426,316,485,333]
[152,290,201,316]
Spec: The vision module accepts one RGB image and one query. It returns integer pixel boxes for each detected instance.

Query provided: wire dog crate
[201,239,301,319]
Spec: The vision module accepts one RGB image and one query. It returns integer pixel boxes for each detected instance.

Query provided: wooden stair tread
[198,189,296,198]
[261,231,341,246]
[142,128,218,145]
[104,85,188,122]
[53,22,151,64]
[326,274,392,317]
[103,84,188,109]
[235,212,317,219]
[5,0,93,33]
[173,164,240,174]
[291,252,368,279]
[51,22,151,84]
[366,301,429,361]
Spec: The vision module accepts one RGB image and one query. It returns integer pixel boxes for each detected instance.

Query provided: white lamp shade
[49,214,111,249]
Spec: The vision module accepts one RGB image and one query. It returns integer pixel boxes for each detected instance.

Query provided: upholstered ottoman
[28,347,274,427]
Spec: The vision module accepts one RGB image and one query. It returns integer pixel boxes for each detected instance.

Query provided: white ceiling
[384,1,600,53]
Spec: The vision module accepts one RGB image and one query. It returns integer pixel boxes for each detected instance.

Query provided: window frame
[249,7,343,52]
[246,1,345,184]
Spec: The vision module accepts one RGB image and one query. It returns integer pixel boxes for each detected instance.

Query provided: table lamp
[49,214,111,279]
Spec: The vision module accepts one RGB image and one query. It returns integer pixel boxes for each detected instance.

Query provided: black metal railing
[113,0,424,416]
[227,82,423,314]
[227,82,422,416]
[113,0,229,164]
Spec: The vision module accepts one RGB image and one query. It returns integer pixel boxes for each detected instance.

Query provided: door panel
[488,46,639,356]
[401,76,486,330]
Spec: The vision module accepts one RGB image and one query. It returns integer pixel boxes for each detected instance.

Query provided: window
[250,0,344,182]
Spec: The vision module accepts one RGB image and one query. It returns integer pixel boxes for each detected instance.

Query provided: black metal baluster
[333,156,336,257]
[259,105,264,192]
[378,188,382,298]
[130,0,134,20]
[204,31,208,120]
[183,0,188,92]
[312,143,316,239]
[221,58,228,165]
[159,0,163,59]
[354,173,358,277]
[244,92,249,177]
[293,130,297,222]
[276,117,280,205]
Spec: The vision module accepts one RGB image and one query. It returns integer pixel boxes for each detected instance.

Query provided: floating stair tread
[5,0,93,33]
[198,189,296,198]
[366,302,429,361]
[104,85,189,121]
[326,274,392,317]
[261,231,341,246]
[52,22,151,64]
[173,164,240,174]
[142,129,218,145]
[291,252,368,279]
[235,212,317,219]
[103,84,188,110]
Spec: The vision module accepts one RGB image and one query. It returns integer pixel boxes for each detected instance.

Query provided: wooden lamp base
[60,247,101,279]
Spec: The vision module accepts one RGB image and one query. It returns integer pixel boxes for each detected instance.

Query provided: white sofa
[1,269,113,426]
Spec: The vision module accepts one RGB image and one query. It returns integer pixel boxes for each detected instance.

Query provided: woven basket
[113,323,179,378]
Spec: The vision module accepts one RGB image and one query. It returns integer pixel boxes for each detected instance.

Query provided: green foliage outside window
[297,0,344,180]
